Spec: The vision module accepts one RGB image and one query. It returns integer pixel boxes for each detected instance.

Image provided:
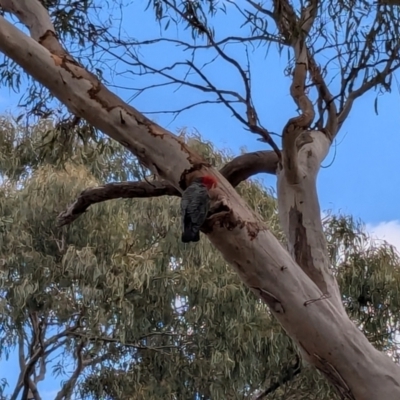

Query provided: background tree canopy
[0,118,399,399]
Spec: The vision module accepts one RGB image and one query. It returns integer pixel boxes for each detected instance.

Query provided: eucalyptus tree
[1,119,399,400]
[0,0,399,398]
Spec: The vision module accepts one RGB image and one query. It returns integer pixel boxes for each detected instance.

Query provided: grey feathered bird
[181,175,218,243]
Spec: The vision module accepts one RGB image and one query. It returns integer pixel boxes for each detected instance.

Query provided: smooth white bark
[277,131,342,305]
[0,2,399,398]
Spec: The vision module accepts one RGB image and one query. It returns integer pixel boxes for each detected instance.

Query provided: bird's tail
[181,229,200,243]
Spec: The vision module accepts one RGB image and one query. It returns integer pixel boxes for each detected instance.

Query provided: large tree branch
[58,150,279,226]
[1,2,400,398]
[261,0,318,184]
[219,151,279,187]
[58,180,179,226]
[266,0,342,305]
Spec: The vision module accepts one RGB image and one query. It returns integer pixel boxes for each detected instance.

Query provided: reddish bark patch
[245,221,261,240]
[215,209,240,231]
[289,205,328,293]
[289,206,314,270]
[201,204,241,234]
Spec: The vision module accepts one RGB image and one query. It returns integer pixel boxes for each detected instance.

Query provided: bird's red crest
[201,175,218,190]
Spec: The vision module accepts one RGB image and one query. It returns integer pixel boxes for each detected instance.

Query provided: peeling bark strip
[277,131,342,304]
[289,205,328,294]
[1,2,400,399]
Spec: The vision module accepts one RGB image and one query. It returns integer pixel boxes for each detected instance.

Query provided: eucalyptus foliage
[0,118,399,399]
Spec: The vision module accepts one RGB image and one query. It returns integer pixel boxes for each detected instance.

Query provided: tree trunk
[0,1,399,398]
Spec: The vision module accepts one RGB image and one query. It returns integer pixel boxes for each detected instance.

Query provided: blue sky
[1,0,400,397]
[0,0,399,225]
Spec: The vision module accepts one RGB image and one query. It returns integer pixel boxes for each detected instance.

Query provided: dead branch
[337,50,400,129]
[66,331,184,355]
[165,0,281,158]
[332,6,400,130]
[116,35,281,50]
[58,150,279,226]
[99,1,281,158]
[307,50,338,140]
